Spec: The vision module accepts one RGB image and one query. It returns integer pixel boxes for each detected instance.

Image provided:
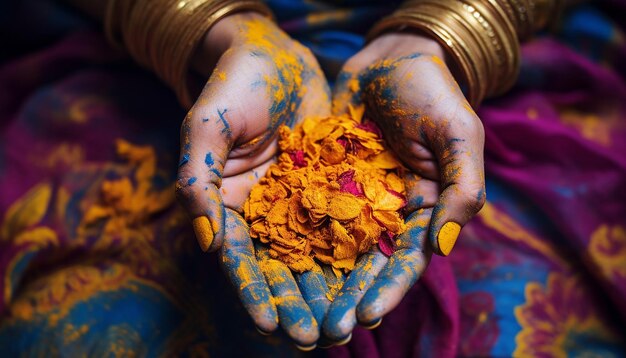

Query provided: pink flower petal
[378,231,396,256]
[356,119,383,138]
[382,182,407,209]
[289,150,307,168]
[338,170,364,196]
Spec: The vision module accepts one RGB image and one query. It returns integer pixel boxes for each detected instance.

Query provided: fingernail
[335,333,352,346]
[255,326,272,336]
[363,317,382,330]
[294,343,317,352]
[437,222,461,256]
[192,216,214,251]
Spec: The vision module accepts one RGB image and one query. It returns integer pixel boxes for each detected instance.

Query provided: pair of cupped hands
[176,12,485,349]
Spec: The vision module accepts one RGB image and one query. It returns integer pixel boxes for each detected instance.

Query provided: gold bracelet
[367,0,521,106]
[476,0,520,94]
[105,0,273,108]
[501,0,534,39]
[368,5,485,105]
[497,0,564,39]
[531,0,564,31]
[104,0,135,50]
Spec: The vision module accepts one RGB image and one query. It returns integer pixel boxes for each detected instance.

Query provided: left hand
[322,32,486,343]
[175,13,333,349]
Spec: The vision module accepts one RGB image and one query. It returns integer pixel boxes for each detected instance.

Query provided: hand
[322,32,486,342]
[174,12,331,347]
[176,12,330,249]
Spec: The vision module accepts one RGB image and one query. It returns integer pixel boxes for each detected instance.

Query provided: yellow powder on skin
[244,107,407,274]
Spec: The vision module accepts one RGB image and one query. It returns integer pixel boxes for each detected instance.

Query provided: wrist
[367,32,447,60]
[191,11,267,77]
[366,1,521,107]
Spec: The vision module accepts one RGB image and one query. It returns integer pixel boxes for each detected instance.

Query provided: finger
[177,49,271,252]
[322,250,388,342]
[219,208,278,333]
[428,116,486,257]
[381,56,486,257]
[178,46,280,252]
[317,266,347,348]
[176,113,228,252]
[294,265,331,329]
[403,172,439,213]
[255,245,319,348]
[356,208,432,325]
[177,56,243,252]
[322,265,347,292]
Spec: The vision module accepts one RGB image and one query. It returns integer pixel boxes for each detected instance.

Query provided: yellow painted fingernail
[363,318,382,330]
[192,216,214,252]
[437,222,461,256]
[335,333,352,346]
[294,343,317,352]
[255,326,272,336]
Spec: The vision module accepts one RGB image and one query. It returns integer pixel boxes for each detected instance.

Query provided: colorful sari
[1,1,625,356]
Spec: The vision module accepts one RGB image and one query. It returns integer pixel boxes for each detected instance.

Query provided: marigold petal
[367,150,402,169]
[320,138,346,165]
[373,188,407,211]
[266,199,289,225]
[385,172,406,193]
[327,194,364,220]
[372,210,406,234]
[332,257,356,271]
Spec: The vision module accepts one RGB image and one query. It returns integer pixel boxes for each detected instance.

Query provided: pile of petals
[244,106,407,273]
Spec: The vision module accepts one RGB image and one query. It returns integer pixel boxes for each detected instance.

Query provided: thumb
[176,46,269,252]
[428,116,486,256]
[176,107,233,252]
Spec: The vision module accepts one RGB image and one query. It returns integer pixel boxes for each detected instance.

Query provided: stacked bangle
[104,0,273,108]
[368,0,562,107]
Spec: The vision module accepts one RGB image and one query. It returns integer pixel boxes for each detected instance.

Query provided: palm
[196,41,329,210]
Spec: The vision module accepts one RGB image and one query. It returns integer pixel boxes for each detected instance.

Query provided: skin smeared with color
[323,32,486,343]
[176,13,331,348]
[176,13,330,247]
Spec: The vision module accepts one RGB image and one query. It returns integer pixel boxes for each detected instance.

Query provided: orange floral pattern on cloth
[587,225,626,281]
[244,106,407,273]
[514,273,620,357]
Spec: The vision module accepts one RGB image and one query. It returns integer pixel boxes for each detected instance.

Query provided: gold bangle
[501,0,534,39]
[104,0,120,48]
[107,0,273,108]
[369,8,485,106]
[531,0,563,31]
[104,0,135,50]
[367,0,521,106]
[473,0,520,94]
[173,0,273,107]
[496,0,563,39]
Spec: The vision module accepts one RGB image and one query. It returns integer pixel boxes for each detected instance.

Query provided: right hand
[322,32,486,342]
[174,12,331,348]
